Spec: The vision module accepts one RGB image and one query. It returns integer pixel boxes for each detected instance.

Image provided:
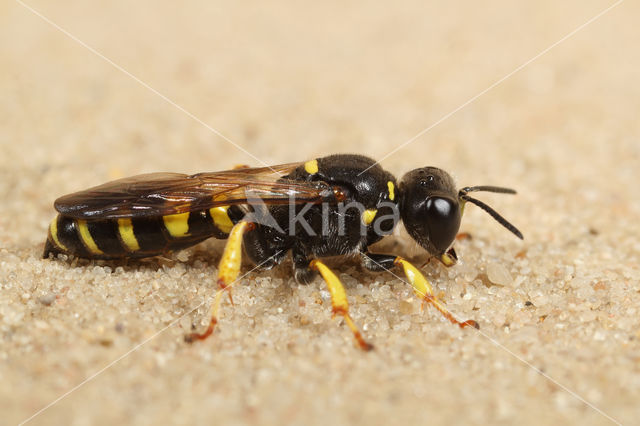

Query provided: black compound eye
[425,197,461,253]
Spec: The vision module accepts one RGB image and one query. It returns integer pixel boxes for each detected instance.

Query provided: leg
[185,221,255,342]
[439,248,458,267]
[361,252,478,329]
[456,232,472,241]
[360,251,395,271]
[309,260,373,351]
[292,248,316,284]
[243,224,287,271]
[419,248,457,268]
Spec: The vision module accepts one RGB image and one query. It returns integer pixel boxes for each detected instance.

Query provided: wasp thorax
[399,167,461,255]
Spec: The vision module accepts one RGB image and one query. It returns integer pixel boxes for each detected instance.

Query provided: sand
[2,1,639,425]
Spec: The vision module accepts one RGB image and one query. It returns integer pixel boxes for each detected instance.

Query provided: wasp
[44,154,522,350]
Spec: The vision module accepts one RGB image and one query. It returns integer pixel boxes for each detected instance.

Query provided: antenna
[460,185,517,195]
[458,187,523,240]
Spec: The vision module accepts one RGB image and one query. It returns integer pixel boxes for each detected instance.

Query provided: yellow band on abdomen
[49,216,68,251]
[210,207,234,234]
[117,218,140,251]
[163,212,190,238]
[77,220,103,255]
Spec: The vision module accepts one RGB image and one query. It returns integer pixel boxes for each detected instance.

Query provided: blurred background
[2,1,638,425]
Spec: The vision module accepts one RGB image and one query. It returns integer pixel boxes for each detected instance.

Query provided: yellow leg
[393,257,478,329]
[310,260,373,351]
[185,221,255,342]
[439,250,457,267]
[422,249,457,269]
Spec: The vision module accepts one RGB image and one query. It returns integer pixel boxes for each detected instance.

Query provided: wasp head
[399,167,523,256]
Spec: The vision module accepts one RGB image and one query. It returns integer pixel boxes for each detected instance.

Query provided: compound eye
[425,197,461,253]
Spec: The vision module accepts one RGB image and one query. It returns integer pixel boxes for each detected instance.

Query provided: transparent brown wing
[54,163,333,219]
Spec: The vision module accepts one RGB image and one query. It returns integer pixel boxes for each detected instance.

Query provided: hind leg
[185,221,255,342]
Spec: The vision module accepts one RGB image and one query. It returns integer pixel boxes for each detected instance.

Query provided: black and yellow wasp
[44,154,522,350]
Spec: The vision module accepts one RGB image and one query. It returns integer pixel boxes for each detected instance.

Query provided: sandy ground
[2,1,639,425]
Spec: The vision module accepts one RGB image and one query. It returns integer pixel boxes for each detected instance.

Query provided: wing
[54,163,334,219]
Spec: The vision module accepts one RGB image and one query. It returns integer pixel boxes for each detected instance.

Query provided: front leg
[364,249,457,270]
[361,251,478,329]
[361,251,396,271]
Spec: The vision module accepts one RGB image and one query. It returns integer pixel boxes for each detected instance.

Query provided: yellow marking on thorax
[361,209,377,225]
[210,206,234,233]
[77,220,103,255]
[304,159,319,174]
[387,181,395,201]
[49,216,68,251]
[117,218,140,251]
[163,212,190,238]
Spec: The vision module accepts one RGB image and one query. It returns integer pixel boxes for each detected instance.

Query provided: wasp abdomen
[43,207,234,260]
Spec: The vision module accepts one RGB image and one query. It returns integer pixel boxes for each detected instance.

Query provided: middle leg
[309,259,373,351]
